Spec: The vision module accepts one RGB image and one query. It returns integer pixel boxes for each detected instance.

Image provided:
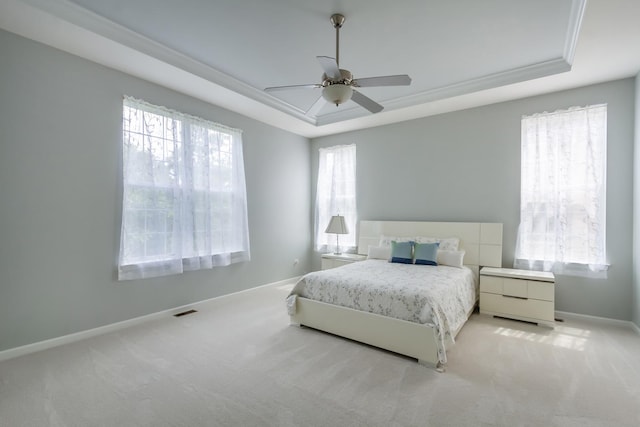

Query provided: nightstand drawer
[503,278,527,298]
[528,281,554,301]
[480,275,554,301]
[480,293,554,322]
[479,275,503,294]
[321,253,367,270]
[321,258,352,270]
[321,258,337,270]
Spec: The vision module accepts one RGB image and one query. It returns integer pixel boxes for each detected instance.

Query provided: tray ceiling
[1,0,639,137]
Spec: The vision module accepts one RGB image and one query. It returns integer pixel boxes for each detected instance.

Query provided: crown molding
[14,0,318,124]
[316,57,572,126]
[2,0,588,135]
[564,0,588,65]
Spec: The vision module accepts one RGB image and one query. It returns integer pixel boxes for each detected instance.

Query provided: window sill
[514,259,609,279]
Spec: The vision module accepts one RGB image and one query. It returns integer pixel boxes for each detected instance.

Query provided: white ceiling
[1,0,639,138]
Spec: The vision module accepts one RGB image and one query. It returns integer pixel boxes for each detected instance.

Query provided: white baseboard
[0,276,301,363]
[555,310,640,335]
[631,321,640,336]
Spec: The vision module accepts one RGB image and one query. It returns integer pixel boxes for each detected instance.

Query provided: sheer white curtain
[515,104,607,274]
[315,144,357,253]
[118,96,250,280]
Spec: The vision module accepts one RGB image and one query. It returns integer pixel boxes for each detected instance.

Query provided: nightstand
[480,267,555,327]
[321,253,367,270]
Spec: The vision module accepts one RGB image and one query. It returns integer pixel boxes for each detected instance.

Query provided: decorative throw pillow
[437,250,466,268]
[414,242,439,265]
[390,240,414,264]
[367,245,392,260]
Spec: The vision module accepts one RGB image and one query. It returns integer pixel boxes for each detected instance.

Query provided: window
[118,96,250,280]
[515,104,607,274]
[315,144,357,252]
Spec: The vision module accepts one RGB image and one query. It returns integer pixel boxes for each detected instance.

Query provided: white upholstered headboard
[357,220,503,277]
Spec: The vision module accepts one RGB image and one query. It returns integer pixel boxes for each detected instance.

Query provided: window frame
[514,104,608,275]
[118,96,250,280]
[314,144,357,253]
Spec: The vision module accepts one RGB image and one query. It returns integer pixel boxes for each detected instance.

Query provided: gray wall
[0,30,312,352]
[634,72,640,329]
[311,78,635,321]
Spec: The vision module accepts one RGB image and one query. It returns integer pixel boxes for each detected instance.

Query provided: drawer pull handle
[502,295,528,300]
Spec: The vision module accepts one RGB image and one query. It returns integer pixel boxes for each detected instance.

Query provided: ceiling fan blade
[317,56,342,80]
[265,84,320,92]
[351,90,383,113]
[306,95,326,116]
[353,74,412,87]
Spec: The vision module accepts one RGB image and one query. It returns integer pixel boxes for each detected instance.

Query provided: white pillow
[368,245,392,260]
[436,250,465,268]
[415,236,460,251]
[378,235,413,247]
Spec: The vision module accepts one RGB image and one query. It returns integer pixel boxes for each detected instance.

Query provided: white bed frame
[290,220,503,368]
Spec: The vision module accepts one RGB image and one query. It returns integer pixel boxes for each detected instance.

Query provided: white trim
[26,0,573,126]
[0,0,586,131]
[316,58,571,126]
[0,276,301,363]
[555,310,639,334]
[0,0,320,137]
[563,0,587,65]
[17,0,310,123]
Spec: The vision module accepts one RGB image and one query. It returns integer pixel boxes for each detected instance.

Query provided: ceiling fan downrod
[330,14,345,68]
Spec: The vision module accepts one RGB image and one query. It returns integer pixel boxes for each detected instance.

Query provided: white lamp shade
[325,215,349,234]
[322,84,353,105]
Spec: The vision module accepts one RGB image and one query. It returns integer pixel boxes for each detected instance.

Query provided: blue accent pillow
[414,242,439,265]
[390,240,414,264]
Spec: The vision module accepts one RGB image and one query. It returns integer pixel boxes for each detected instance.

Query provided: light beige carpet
[1,283,639,427]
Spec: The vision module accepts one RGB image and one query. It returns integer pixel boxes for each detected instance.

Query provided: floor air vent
[174,309,198,317]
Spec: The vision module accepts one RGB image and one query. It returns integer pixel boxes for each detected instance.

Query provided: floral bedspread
[286,259,477,364]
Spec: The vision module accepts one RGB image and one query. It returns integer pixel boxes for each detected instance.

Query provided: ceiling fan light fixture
[264,13,410,115]
[322,83,353,106]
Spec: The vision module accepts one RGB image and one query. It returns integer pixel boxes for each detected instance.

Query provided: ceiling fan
[265,13,412,116]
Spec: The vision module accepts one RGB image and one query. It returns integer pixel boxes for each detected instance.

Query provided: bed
[287,220,503,368]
